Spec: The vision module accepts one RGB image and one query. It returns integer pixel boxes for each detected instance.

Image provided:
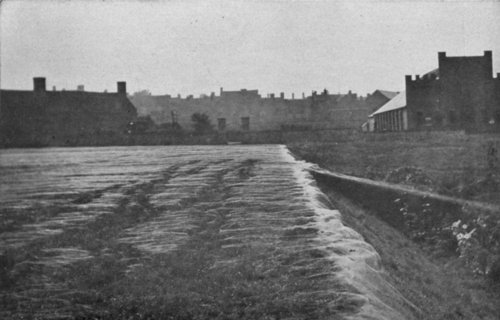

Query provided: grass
[287,130,500,319]
[317,186,500,320]
[1,158,360,319]
[287,131,500,204]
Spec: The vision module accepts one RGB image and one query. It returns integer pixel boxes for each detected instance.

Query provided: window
[241,117,250,130]
[171,111,178,125]
[217,118,226,131]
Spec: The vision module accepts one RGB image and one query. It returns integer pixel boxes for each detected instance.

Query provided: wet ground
[0,145,410,319]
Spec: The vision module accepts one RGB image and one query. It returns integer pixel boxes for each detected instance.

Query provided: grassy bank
[288,130,500,318]
[288,131,500,205]
[317,186,500,320]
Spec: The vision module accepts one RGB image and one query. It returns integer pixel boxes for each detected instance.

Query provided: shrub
[450,206,500,281]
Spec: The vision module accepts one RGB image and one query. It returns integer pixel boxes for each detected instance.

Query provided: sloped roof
[423,68,439,78]
[371,91,406,116]
[376,90,399,100]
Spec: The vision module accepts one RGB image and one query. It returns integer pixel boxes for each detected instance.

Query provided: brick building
[130,88,377,132]
[0,78,137,147]
[405,51,500,131]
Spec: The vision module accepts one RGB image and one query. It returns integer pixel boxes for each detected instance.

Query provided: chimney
[33,77,46,92]
[484,50,492,58]
[438,52,446,60]
[220,87,223,95]
[52,86,56,91]
[302,93,305,99]
[117,81,126,94]
[280,92,284,99]
[416,75,420,80]
[292,93,295,100]
[77,85,84,91]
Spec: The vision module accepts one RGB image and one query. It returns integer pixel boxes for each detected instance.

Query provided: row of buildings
[1,50,498,147]
[129,88,395,132]
[365,51,500,133]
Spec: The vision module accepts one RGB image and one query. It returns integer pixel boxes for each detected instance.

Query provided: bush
[450,206,500,280]
[191,113,213,135]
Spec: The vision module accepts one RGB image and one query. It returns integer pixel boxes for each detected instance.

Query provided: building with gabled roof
[368,91,407,132]
[365,89,400,114]
[0,78,137,147]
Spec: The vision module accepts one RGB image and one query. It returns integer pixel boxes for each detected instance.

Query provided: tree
[191,112,213,135]
[131,90,151,97]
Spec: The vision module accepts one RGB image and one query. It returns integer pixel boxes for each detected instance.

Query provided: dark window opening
[241,117,250,130]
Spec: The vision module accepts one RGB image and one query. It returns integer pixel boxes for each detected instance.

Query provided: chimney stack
[280,92,284,99]
[77,85,84,91]
[117,81,126,94]
[33,77,46,92]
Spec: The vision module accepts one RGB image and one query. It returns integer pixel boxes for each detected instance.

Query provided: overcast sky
[1,0,499,97]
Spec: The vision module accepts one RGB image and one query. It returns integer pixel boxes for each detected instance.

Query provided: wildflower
[462,224,468,229]
[451,220,461,228]
[465,228,476,239]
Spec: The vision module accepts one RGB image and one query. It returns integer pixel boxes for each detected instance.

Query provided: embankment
[305,166,500,319]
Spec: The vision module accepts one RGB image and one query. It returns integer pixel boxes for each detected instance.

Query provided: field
[1,145,402,319]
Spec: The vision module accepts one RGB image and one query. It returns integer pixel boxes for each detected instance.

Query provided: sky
[1,0,499,97]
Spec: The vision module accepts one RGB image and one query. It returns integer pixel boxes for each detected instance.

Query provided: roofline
[1,89,124,95]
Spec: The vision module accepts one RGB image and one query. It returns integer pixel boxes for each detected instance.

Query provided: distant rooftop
[371,91,406,116]
[376,90,399,100]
